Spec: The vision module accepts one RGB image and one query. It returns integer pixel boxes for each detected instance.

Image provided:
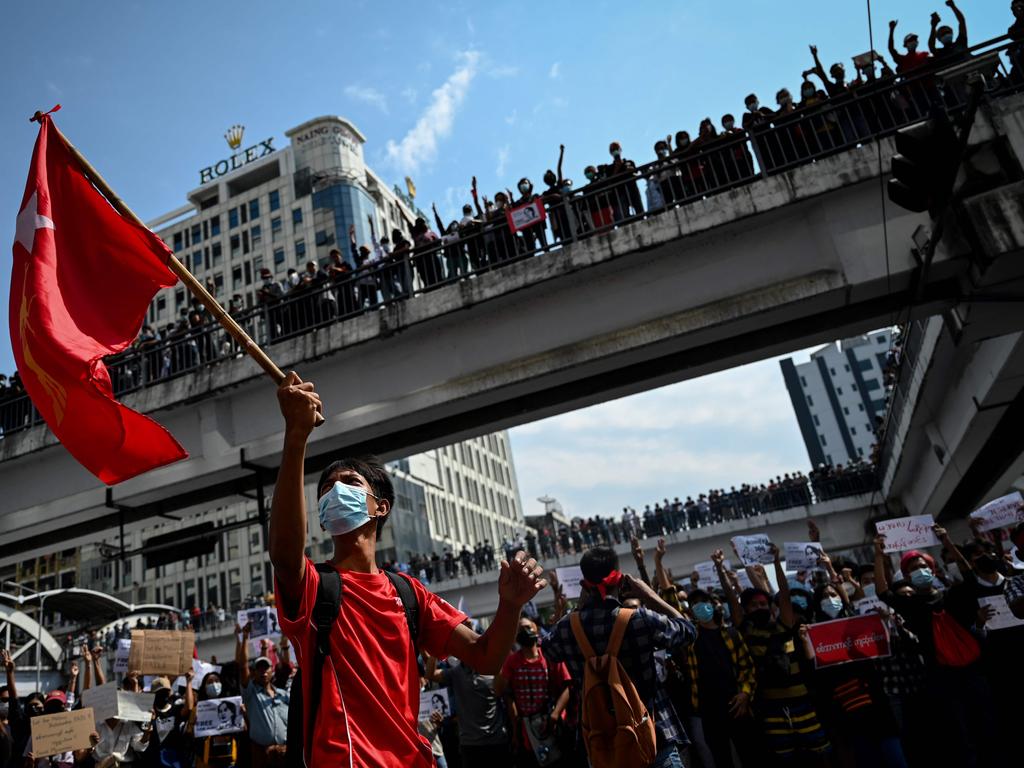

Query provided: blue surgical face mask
[692,602,715,623]
[820,596,843,618]
[791,594,809,611]
[205,682,222,698]
[318,482,379,535]
[862,583,877,598]
[910,567,933,588]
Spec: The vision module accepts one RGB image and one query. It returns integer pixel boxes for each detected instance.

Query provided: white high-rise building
[144,115,420,325]
[780,330,892,466]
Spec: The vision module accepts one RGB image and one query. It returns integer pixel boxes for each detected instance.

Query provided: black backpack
[285,564,421,768]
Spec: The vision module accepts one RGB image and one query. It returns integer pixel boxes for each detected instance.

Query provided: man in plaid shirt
[542,547,697,768]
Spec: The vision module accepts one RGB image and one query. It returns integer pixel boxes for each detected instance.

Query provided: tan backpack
[570,608,658,768]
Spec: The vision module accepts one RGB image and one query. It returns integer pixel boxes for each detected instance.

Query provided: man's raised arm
[269,372,323,612]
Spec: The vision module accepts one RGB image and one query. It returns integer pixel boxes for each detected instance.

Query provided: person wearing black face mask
[719,114,755,184]
[494,617,571,766]
[719,545,832,764]
[605,141,644,223]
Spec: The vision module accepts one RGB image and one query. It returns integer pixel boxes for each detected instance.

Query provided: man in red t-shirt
[495,617,571,761]
[269,373,547,768]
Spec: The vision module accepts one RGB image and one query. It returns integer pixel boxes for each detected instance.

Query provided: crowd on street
[3,508,1022,767]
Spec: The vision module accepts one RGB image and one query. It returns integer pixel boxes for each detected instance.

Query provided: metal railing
[1,35,1019,437]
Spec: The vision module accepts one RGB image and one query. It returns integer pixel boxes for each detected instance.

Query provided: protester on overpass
[929,0,969,62]
[269,372,546,768]
[888,20,932,72]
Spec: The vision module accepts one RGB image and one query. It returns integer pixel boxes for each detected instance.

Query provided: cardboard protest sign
[875,515,939,553]
[693,560,731,585]
[418,688,450,722]
[505,199,547,233]
[194,696,245,738]
[554,566,584,599]
[979,595,1024,631]
[30,708,95,757]
[127,630,194,675]
[805,614,891,668]
[969,492,1024,532]
[783,542,823,571]
[731,534,774,565]
[82,683,154,726]
[114,638,131,673]
[191,659,222,690]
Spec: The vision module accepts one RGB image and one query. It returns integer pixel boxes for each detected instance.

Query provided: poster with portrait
[731,534,774,566]
[195,697,245,737]
[418,688,450,723]
[783,542,824,571]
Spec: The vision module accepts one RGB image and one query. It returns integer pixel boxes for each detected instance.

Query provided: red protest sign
[505,199,547,233]
[806,613,891,668]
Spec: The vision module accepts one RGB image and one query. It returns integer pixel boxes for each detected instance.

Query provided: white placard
[554,566,584,599]
[418,688,450,722]
[735,569,754,590]
[81,683,154,727]
[979,595,1024,631]
[693,560,731,586]
[194,696,245,737]
[854,597,887,615]
[875,515,939,553]
[247,634,282,658]
[237,607,272,638]
[192,659,222,690]
[969,492,1024,532]
[731,534,774,566]
[783,542,823,571]
[114,638,131,674]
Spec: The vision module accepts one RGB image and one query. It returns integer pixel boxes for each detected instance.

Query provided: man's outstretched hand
[277,371,322,437]
[498,551,547,608]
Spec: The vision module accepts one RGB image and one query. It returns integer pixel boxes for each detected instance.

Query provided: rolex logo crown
[224,125,245,150]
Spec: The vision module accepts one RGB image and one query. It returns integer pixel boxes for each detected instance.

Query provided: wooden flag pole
[36,111,324,423]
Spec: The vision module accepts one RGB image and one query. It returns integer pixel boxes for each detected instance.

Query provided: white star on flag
[15,191,55,253]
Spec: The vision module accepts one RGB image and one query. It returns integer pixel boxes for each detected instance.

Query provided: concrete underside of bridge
[3,93,1024,560]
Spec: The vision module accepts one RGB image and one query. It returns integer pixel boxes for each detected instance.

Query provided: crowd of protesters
[4,506,1022,767]
[389,461,878,586]
[2,1,1017,433]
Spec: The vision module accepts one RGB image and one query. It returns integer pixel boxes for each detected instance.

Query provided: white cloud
[344,84,388,113]
[549,61,561,79]
[496,145,510,178]
[386,50,480,175]
[488,65,520,78]
[401,87,418,105]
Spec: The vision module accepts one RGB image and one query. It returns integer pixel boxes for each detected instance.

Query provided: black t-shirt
[694,628,737,712]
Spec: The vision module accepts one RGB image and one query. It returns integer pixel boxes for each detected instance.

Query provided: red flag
[9,114,187,484]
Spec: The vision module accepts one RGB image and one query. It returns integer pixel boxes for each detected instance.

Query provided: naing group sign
[292,123,360,155]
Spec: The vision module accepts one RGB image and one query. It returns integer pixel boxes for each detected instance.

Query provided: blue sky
[0,1,1009,517]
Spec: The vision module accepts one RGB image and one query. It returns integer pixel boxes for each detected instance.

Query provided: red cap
[899,550,935,575]
[44,690,67,706]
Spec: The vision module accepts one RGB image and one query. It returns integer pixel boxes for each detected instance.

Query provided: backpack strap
[606,608,634,658]
[304,563,342,763]
[570,612,597,659]
[385,571,421,650]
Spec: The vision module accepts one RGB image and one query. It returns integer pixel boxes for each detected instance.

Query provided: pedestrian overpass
[2,42,1024,560]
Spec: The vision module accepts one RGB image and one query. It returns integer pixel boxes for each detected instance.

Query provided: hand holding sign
[731,535,774,566]
[875,515,939,553]
[969,492,1024,532]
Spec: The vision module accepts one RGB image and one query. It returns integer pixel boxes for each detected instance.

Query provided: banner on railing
[506,199,546,233]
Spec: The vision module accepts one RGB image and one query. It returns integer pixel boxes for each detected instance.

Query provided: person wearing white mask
[928,0,969,62]
[188,671,242,768]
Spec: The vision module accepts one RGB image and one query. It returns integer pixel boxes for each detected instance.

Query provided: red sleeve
[275,558,319,640]
[501,653,518,681]
[550,661,571,689]
[407,576,467,658]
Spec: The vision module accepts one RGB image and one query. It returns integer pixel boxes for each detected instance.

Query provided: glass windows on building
[249,199,260,220]
[295,239,306,260]
[210,215,221,236]
[269,190,280,211]
[271,217,282,241]
[229,208,239,229]
[274,247,285,267]
[192,250,203,271]
[232,266,243,291]
[251,224,262,248]
[292,207,303,225]
[230,234,240,257]
[212,242,223,266]
[191,224,202,245]
[173,231,183,251]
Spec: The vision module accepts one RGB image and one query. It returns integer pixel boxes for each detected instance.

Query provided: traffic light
[887,117,960,215]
